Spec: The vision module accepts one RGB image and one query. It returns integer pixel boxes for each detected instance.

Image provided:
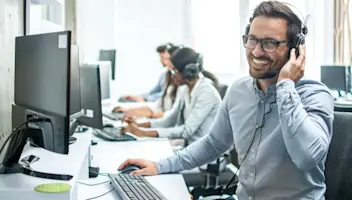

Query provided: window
[191,0,240,74]
[25,0,65,35]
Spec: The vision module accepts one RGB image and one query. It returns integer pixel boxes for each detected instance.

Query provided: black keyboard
[92,128,136,141]
[108,174,168,200]
[103,112,125,121]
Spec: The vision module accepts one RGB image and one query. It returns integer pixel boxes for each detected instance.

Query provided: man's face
[246,16,290,79]
[159,51,172,69]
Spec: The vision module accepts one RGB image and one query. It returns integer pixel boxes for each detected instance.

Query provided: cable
[85,188,114,200]
[219,94,277,199]
[0,120,29,155]
[0,117,54,166]
[78,180,110,186]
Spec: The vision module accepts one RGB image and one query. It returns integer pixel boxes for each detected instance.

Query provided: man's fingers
[290,48,296,62]
[296,45,306,65]
[118,159,131,170]
[131,169,147,176]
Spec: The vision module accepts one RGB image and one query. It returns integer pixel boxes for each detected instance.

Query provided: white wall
[114,0,192,96]
[76,0,115,62]
[76,0,192,97]
[0,0,23,147]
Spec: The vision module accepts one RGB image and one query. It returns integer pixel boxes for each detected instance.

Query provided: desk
[0,133,91,200]
[77,131,191,200]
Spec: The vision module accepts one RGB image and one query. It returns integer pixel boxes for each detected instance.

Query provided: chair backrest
[325,111,352,200]
[219,84,228,100]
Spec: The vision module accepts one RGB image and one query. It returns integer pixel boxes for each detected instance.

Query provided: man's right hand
[118,158,159,176]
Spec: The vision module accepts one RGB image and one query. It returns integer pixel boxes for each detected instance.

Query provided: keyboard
[103,112,125,121]
[92,127,136,141]
[108,174,168,200]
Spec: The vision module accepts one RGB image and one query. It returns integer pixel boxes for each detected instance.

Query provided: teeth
[253,58,269,65]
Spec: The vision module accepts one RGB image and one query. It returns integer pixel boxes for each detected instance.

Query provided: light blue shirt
[156,77,334,200]
[141,70,166,102]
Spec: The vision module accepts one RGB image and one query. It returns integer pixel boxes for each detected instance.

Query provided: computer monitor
[1,31,74,177]
[99,49,116,80]
[77,64,104,130]
[321,65,351,93]
[70,45,83,118]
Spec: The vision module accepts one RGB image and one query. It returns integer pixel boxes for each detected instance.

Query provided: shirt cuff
[155,128,170,138]
[276,79,295,91]
[155,158,172,174]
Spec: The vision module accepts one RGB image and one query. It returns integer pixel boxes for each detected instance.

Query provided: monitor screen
[321,65,350,92]
[99,49,116,80]
[78,65,104,130]
[14,31,71,117]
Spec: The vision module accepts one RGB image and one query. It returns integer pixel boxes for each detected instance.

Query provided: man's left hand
[278,45,306,82]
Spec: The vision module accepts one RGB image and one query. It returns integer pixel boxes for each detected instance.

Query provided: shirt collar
[252,78,277,99]
[189,77,204,99]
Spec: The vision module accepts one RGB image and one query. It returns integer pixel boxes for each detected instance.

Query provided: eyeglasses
[242,35,289,53]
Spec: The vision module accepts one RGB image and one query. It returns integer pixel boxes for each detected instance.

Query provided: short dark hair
[156,43,174,53]
[248,1,302,43]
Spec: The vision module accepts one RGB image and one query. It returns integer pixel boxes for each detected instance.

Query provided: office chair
[218,84,228,100]
[182,146,239,199]
[325,111,352,200]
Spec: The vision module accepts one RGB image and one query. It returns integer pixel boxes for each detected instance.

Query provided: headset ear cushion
[183,64,199,80]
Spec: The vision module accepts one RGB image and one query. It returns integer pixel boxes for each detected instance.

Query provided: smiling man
[118,1,334,199]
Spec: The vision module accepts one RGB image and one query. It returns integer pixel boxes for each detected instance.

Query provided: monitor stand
[0,126,73,180]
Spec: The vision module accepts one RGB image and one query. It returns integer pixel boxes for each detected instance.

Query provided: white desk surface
[0,133,91,200]
[77,130,191,200]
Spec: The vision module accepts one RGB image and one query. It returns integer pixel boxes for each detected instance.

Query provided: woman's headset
[182,53,203,80]
[171,46,203,81]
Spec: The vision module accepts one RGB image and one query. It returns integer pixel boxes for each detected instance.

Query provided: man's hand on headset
[278,45,306,83]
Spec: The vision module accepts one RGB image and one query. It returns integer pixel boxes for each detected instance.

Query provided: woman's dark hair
[161,71,178,111]
[171,47,219,91]
[159,45,183,111]
[156,43,174,53]
[248,1,303,43]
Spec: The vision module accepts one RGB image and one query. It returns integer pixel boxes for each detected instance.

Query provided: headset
[170,46,203,81]
[182,53,203,80]
[246,3,309,79]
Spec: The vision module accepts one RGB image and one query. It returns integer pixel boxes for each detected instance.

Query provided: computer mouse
[103,124,114,128]
[119,164,141,174]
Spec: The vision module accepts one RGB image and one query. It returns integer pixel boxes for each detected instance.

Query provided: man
[120,43,175,102]
[118,1,334,199]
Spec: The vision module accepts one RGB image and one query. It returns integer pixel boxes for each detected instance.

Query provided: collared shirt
[150,77,221,145]
[156,77,334,200]
[141,70,167,102]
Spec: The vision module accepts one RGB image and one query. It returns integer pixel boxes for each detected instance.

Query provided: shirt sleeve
[156,85,234,173]
[276,79,334,171]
